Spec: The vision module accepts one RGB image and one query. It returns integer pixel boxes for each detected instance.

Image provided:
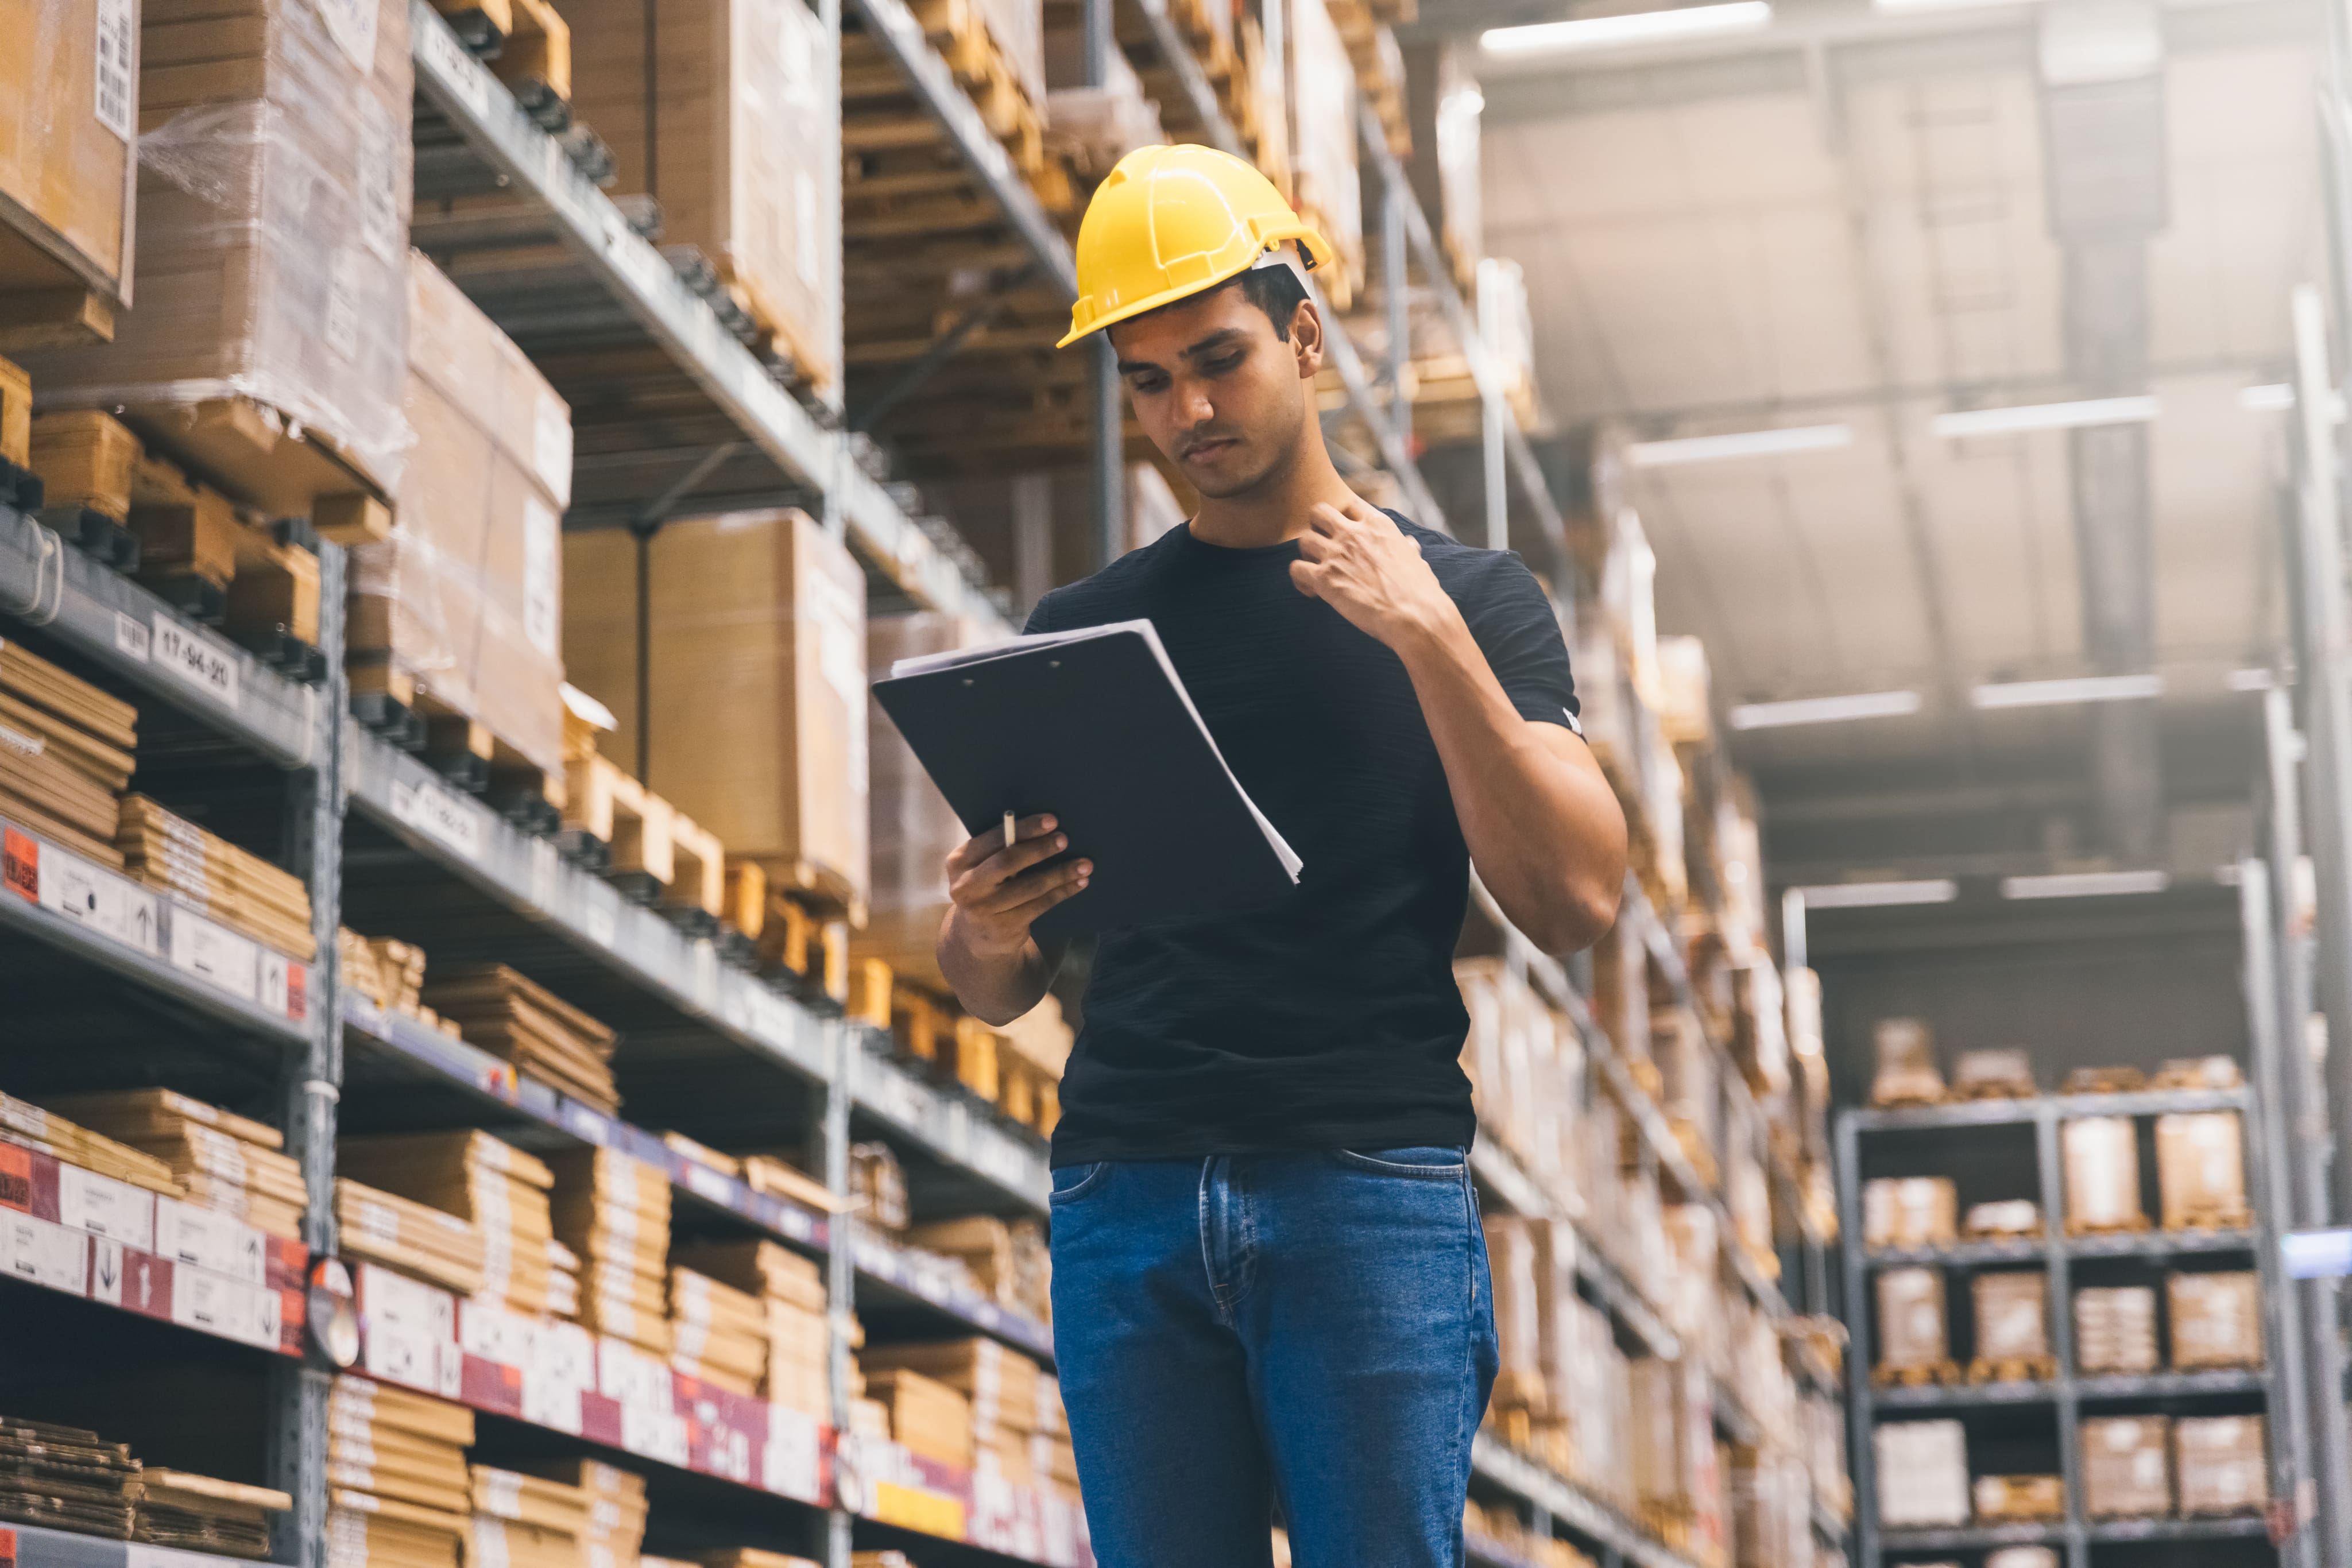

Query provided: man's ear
[1290,296,1325,378]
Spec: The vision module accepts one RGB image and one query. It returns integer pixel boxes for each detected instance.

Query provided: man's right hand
[945,814,1092,958]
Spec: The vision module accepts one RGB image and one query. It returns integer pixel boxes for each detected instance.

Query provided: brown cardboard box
[349,251,568,776]
[864,612,990,990]
[1288,0,1364,303]
[1971,1272,2049,1363]
[2168,1271,2263,1370]
[1,0,138,343]
[2174,1415,2266,1516]
[2156,1112,2249,1229]
[1401,42,1481,285]
[1873,1420,1968,1528]
[865,1366,973,1470]
[564,510,869,905]
[562,0,840,390]
[24,0,413,494]
[2075,1286,2158,1374]
[1875,1268,1948,1374]
[2063,1117,2144,1232]
[1863,1177,1958,1249]
[1484,1214,1551,1412]
[1972,1474,2063,1521]
[2082,1416,2171,1519]
[1869,1018,1943,1106]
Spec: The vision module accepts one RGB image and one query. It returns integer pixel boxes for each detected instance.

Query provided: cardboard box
[2075,1286,2159,1375]
[2156,1112,2248,1228]
[0,0,138,344]
[564,510,869,905]
[1863,1177,1958,1249]
[1873,1420,1968,1528]
[1985,1552,2059,1568]
[350,251,568,776]
[1972,1474,2063,1521]
[1875,1268,1947,1373]
[2063,1117,2144,1232]
[2082,1415,2171,1519]
[865,1366,973,1470]
[563,0,840,389]
[24,0,413,493]
[1287,0,1364,302]
[2175,1415,2266,1516]
[1402,41,1480,284]
[864,611,990,990]
[1971,1272,2049,1362]
[2168,1271,2263,1370]
[1868,1018,1943,1106]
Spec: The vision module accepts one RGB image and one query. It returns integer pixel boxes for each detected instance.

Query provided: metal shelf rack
[1837,1084,2284,1567]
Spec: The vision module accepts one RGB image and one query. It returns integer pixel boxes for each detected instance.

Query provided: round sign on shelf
[309,1256,359,1368]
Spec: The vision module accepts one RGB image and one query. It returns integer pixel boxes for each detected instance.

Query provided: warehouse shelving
[6,1520,291,1568]
[1469,1438,1702,1568]
[1838,1083,2284,1567]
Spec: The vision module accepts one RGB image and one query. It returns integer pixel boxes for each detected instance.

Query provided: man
[936,146,1628,1566]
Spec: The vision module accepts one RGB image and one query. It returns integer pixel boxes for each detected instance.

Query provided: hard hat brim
[1056,228,1331,349]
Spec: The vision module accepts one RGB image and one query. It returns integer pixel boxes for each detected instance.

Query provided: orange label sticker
[2,828,34,902]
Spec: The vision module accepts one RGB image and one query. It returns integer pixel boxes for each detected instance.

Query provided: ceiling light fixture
[2000,869,2171,900]
[1624,423,1852,468]
[1482,1,1771,57]
[1728,690,1923,730]
[1971,673,2163,708]
[1793,879,1960,909]
[2239,382,2347,420]
[1872,0,2033,12]
[1931,395,2158,439]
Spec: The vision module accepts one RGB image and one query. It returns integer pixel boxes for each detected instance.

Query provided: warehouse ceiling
[1463,0,2323,891]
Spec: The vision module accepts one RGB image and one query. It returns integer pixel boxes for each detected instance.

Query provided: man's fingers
[958,831,1069,899]
[948,812,1057,873]
[1295,529,1334,562]
[1340,495,1389,527]
[997,866,1093,923]
[1306,502,1352,535]
[1289,559,1325,598]
[973,857,1092,915]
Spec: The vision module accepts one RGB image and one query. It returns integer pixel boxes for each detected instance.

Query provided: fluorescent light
[2001,869,2171,900]
[1971,673,2164,709]
[2228,668,2276,692]
[1483,1,1771,57]
[1794,879,1960,909]
[1931,395,2158,439]
[2239,382,2347,420]
[1624,424,1852,468]
[1729,690,1923,730]
[1874,0,2032,11]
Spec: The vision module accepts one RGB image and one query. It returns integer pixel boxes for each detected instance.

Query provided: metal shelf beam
[1471,1437,1701,1568]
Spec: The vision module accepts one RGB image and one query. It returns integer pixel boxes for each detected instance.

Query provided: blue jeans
[1048,1148,1499,1568]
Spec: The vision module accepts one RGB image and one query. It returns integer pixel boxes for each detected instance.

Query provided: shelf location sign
[2281,1228,2352,1279]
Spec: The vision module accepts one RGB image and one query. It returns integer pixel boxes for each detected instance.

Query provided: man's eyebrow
[1117,328,1247,378]
[1116,358,1162,376]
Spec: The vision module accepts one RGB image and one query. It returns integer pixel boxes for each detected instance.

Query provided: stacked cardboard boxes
[116,795,316,961]
[864,1339,1042,1484]
[668,1267,769,1397]
[862,1364,973,1470]
[2168,1272,2263,1370]
[2175,1416,2266,1516]
[2082,1416,2171,1519]
[325,1377,473,1568]
[337,1177,487,1297]
[2075,1286,2159,1375]
[669,1238,832,1419]
[547,1148,673,1356]
[1873,1420,1968,1528]
[49,1089,303,1241]
[0,0,138,344]
[521,1462,644,1568]
[467,1465,591,1568]
[0,641,137,864]
[339,1131,557,1315]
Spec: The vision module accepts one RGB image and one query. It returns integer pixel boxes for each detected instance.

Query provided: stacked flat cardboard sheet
[548,1237,581,1319]
[862,1365,973,1471]
[326,1378,473,1568]
[137,1469,291,1559]
[337,1177,487,1297]
[421,967,620,1114]
[547,1148,671,1355]
[0,1091,181,1196]
[668,1268,768,1397]
[2082,1416,2172,1519]
[2076,1287,2160,1375]
[705,1548,821,1568]
[520,1461,644,1568]
[341,1131,556,1315]
[670,1239,830,1417]
[115,795,317,961]
[470,1465,590,1568]
[0,640,137,866]
[48,1088,303,1242]
[904,1216,1017,1306]
[0,1415,138,1539]
[863,1339,1038,1481]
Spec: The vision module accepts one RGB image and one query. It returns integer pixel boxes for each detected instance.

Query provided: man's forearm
[937,908,1059,1025]
[1394,615,1627,953]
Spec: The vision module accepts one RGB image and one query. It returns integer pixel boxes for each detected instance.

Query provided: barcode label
[390,777,485,861]
[94,0,134,141]
[153,615,241,709]
[36,842,160,955]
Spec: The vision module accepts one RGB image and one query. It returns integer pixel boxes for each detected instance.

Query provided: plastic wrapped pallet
[2168,1271,2263,1370]
[349,250,569,777]
[1483,1214,1550,1412]
[1986,1551,2059,1568]
[1401,41,1480,285]
[1862,1176,1957,1250]
[1971,1271,2049,1366]
[865,612,991,989]
[2082,1415,2171,1519]
[25,0,413,498]
[1875,1420,1968,1527]
[562,0,841,390]
[2063,1116,2143,1232]
[1,0,138,343]
[2075,1285,2159,1374]
[1287,0,1364,302]
[1875,1267,1947,1376]
[565,510,869,907]
[1868,1017,1943,1106]
[2175,1415,2266,1516]
[2155,1112,2249,1229]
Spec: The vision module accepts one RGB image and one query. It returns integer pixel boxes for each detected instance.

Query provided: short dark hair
[1115,260,1311,342]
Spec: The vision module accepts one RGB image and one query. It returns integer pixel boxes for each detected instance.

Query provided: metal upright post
[819,0,848,545]
[811,1022,856,1568]
[1382,178,1409,421]
[1476,262,1507,552]
[271,541,349,1568]
[1083,0,1124,570]
[2036,1105,2086,1568]
[2240,855,2319,1568]
[1834,1113,1877,1568]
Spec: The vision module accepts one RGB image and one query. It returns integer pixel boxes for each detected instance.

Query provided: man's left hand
[1290,498,1465,651]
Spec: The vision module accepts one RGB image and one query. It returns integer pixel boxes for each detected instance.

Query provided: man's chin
[1183,455,1269,500]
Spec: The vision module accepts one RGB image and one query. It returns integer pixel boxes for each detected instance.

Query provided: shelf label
[152,614,241,709]
[166,902,278,1013]
[2,828,33,902]
[680,1162,733,1207]
[172,1261,282,1349]
[390,776,485,862]
[764,1406,822,1501]
[36,842,160,955]
[558,1101,610,1146]
[114,610,150,661]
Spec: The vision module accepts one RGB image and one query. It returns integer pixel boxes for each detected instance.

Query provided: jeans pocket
[1329,1145,1468,1179]
[1050,1161,1112,1203]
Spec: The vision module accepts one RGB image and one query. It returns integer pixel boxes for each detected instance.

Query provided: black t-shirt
[1025,513,1581,1166]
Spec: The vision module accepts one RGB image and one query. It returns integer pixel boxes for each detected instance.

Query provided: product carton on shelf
[2075,1285,2159,1375]
[1874,1268,1947,1378]
[2154,1111,2250,1230]
[2168,1271,2264,1370]
[349,250,570,781]
[1867,1018,1943,1106]
[24,0,415,514]
[1985,1551,2060,1568]
[562,0,840,391]
[1970,1271,2050,1370]
[566,509,870,913]
[1,0,137,345]
[864,611,992,990]
[2082,1415,2172,1519]
[1873,1420,1968,1528]
[1862,1176,1958,1250]
[2175,1415,2266,1516]
[1972,1474,2063,1521]
[1287,0,1364,305]
[2063,1116,2145,1234]
[1401,40,1481,285]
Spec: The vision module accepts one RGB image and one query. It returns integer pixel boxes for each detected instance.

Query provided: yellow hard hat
[1058,144,1330,349]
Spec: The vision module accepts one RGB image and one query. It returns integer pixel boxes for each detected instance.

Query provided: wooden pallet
[2064,1066,2149,1094]
[2166,1205,2256,1233]
[1871,1359,1963,1389]
[432,0,572,114]
[1947,1079,2038,1101]
[1966,1354,2058,1385]
[2067,1214,2152,1237]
